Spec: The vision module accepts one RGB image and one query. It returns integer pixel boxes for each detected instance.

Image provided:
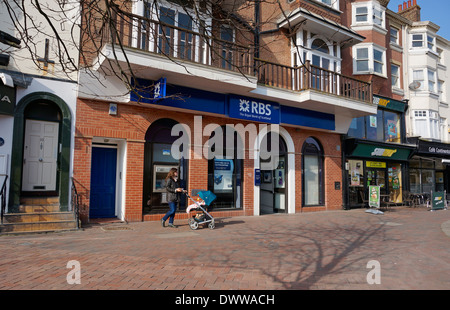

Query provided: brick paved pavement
[0,207,449,291]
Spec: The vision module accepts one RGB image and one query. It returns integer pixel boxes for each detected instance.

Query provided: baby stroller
[185,190,216,230]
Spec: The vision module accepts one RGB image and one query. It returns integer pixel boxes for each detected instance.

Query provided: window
[302,137,324,206]
[373,49,383,74]
[352,2,386,29]
[391,64,400,88]
[356,48,369,72]
[314,0,339,10]
[353,44,385,75]
[414,110,428,138]
[373,7,383,27]
[390,28,399,45]
[428,70,436,93]
[411,33,436,51]
[384,110,400,143]
[356,7,368,22]
[347,109,403,143]
[427,35,435,51]
[292,34,341,73]
[412,69,425,90]
[220,25,234,70]
[413,110,441,140]
[412,34,424,48]
[207,126,243,209]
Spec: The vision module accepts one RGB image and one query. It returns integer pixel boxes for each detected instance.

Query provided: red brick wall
[74,98,343,222]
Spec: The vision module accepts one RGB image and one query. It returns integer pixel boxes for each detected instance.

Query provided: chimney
[398,0,421,22]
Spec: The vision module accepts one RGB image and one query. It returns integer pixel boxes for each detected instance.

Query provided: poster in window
[370,116,377,128]
[387,120,397,137]
[214,159,234,192]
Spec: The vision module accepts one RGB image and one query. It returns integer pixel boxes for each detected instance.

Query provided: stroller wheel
[188,218,199,230]
[208,222,215,230]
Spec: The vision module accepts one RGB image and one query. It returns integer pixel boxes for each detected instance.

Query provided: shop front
[75,76,344,222]
[408,138,450,195]
[343,139,415,209]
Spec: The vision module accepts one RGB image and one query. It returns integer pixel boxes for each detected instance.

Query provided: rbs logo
[252,101,272,116]
[239,99,272,116]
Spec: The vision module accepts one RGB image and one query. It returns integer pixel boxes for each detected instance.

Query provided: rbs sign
[228,95,280,124]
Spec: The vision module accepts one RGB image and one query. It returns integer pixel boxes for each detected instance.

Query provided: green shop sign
[351,143,412,161]
[373,95,406,113]
[0,83,15,115]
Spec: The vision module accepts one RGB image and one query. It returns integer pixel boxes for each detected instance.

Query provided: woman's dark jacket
[166,178,179,202]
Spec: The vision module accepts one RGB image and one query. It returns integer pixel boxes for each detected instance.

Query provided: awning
[344,138,416,161]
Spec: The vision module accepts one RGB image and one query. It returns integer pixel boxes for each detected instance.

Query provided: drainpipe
[254,0,260,60]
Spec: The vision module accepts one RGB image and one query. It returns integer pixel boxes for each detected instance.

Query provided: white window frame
[428,69,436,93]
[291,33,341,73]
[438,80,445,103]
[410,32,437,53]
[390,27,399,45]
[427,35,435,51]
[413,110,440,140]
[411,33,424,48]
[391,63,400,88]
[353,43,386,77]
[351,1,386,32]
[313,0,340,10]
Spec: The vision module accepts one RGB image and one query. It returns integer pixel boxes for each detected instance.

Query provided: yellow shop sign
[366,161,387,168]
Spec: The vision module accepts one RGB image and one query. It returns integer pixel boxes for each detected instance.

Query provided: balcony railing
[102,11,372,104]
[105,11,254,76]
[255,59,373,104]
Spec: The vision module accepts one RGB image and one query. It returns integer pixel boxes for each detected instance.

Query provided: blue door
[90,147,117,218]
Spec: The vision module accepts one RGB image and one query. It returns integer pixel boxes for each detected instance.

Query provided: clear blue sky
[388,0,450,40]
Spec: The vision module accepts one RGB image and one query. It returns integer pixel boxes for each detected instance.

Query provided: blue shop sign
[228,95,280,124]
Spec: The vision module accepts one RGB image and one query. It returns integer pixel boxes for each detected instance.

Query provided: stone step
[17,204,61,213]
[0,220,78,233]
[19,196,60,205]
[4,212,75,223]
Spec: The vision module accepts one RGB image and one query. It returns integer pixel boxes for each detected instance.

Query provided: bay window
[412,68,438,93]
[413,110,441,140]
[352,1,386,30]
[353,44,386,76]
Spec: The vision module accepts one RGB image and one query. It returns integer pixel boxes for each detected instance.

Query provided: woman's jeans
[162,202,177,224]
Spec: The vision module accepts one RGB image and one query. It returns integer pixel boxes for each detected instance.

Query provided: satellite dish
[409,81,421,90]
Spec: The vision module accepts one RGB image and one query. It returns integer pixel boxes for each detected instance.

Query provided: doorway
[260,133,288,214]
[89,147,117,218]
[22,119,59,192]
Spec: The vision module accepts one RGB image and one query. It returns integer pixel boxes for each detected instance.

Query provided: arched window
[207,125,243,209]
[311,39,329,54]
[302,137,324,206]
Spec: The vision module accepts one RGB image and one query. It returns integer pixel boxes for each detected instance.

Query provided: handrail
[1,175,8,225]
[102,10,255,76]
[255,58,373,104]
[71,178,81,229]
